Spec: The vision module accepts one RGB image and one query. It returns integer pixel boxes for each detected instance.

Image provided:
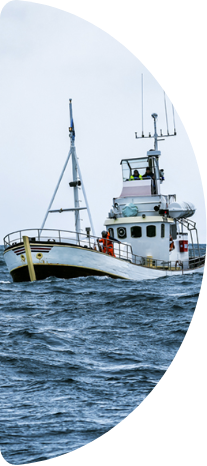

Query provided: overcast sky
[0,1,206,243]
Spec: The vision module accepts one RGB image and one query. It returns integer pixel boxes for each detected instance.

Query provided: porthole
[117,227,127,239]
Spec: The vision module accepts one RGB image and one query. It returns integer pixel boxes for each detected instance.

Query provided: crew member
[130,169,142,180]
[98,231,115,256]
[142,167,154,179]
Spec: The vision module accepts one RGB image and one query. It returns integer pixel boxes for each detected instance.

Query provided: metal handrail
[3,228,205,272]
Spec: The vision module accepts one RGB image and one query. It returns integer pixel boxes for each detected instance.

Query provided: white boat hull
[4,241,205,282]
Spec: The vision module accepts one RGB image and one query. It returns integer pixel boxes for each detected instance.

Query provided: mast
[135,113,162,149]
[135,110,176,196]
[69,99,81,239]
[68,100,95,237]
[151,113,159,151]
[40,99,95,239]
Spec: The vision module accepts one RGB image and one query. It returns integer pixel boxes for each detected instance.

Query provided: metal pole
[190,229,195,257]
[40,149,72,232]
[164,92,169,135]
[141,73,144,137]
[152,113,158,151]
[69,99,95,238]
[172,104,176,134]
[74,151,95,236]
[71,146,81,240]
[195,227,200,257]
[68,99,81,242]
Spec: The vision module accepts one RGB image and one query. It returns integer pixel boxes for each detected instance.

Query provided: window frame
[131,225,142,238]
[161,224,165,238]
[146,225,156,238]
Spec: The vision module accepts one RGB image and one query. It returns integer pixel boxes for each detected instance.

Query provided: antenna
[135,79,177,148]
[164,91,169,135]
[141,73,144,137]
[172,104,176,135]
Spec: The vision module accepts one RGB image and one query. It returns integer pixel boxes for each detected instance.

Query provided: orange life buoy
[169,235,175,251]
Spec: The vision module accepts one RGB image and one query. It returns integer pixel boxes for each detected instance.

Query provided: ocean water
[0,244,205,464]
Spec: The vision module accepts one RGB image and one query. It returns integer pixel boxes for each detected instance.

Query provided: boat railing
[132,253,205,270]
[3,228,134,262]
[3,229,81,248]
[188,254,205,268]
[3,228,205,272]
[189,244,206,258]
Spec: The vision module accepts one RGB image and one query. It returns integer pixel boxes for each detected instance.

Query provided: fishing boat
[3,100,205,282]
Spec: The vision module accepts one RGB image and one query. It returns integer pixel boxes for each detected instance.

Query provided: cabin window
[108,228,114,237]
[146,225,156,237]
[131,226,142,238]
[117,227,127,239]
[170,224,177,240]
[161,224,165,238]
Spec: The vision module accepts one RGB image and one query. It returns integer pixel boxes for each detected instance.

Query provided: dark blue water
[0,245,204,464]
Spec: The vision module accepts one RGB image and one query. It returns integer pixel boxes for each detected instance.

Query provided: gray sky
[0,1,206,242]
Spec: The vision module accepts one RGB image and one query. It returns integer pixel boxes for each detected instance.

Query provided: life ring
[169,235,175,251]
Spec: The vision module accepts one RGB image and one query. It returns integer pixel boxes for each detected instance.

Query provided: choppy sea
[0,244,205,464]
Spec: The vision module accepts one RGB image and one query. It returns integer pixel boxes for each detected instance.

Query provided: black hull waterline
[10,264,118,283]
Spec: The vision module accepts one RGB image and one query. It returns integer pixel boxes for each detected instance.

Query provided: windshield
[121,157,152,181]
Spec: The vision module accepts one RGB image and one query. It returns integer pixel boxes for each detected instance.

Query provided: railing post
[195,228,200,257]
[59,230,61,243]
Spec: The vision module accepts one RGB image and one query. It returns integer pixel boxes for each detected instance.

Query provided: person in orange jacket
[98,231,115,256]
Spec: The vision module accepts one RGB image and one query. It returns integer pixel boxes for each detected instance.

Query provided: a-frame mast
[40,100,95,238]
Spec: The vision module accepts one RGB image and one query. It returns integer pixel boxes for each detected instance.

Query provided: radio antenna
[164,91,169,135]
[135,84,177,143]
[172,104,176,135]
[141,73,144,137]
